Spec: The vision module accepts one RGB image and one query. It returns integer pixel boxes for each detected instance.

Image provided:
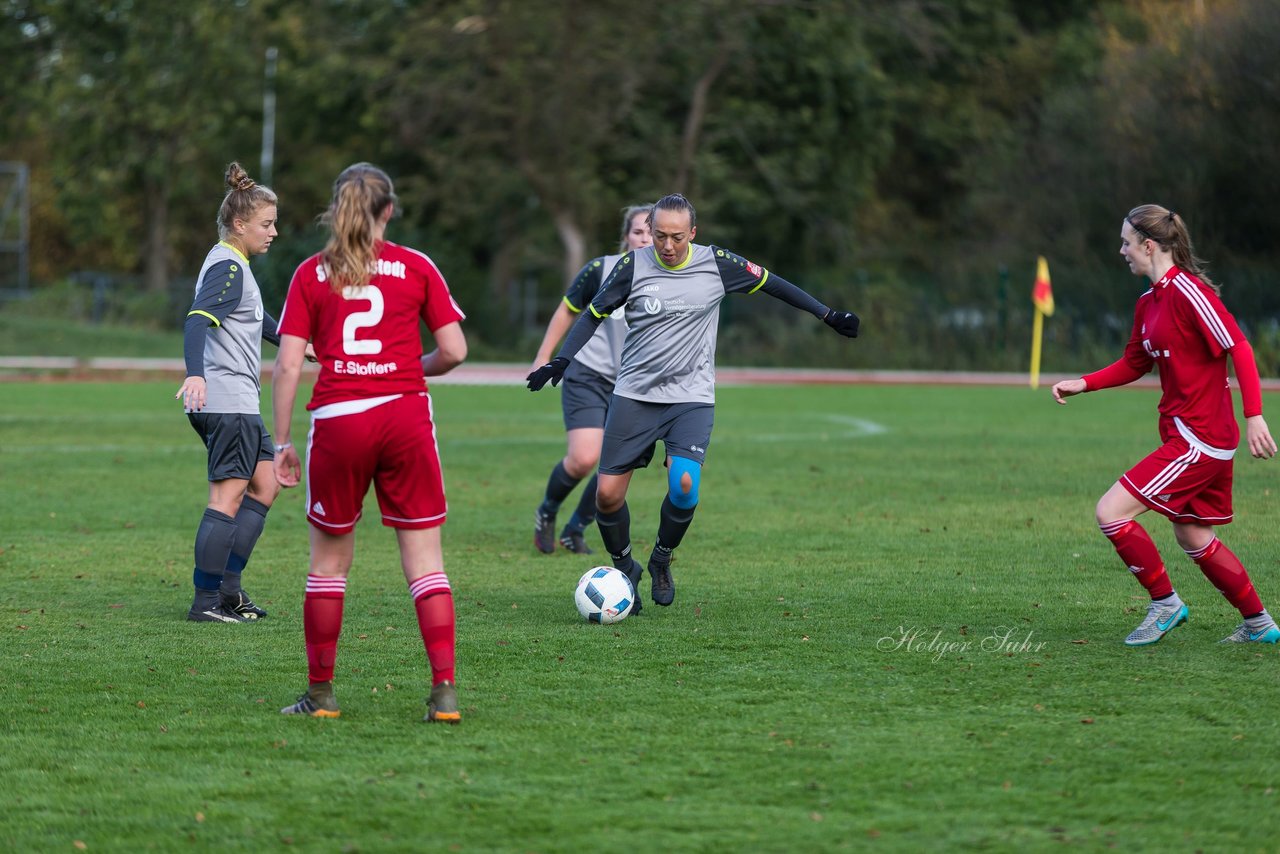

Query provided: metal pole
[261,47,278,186]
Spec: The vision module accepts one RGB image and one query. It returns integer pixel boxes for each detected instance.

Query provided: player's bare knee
[564,454,598,479]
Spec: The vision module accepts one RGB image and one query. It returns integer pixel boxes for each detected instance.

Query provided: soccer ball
[574,566,635,624]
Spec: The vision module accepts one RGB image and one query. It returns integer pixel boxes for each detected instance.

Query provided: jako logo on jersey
[745,260,763,278]
[643,297,662,315]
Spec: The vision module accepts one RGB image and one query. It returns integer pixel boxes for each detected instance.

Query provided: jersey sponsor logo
[643,297,662,315]
[745,260,763,279]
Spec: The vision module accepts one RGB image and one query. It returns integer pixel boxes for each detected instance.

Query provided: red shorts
[1120,435,1234,525]
[304,393,447,534]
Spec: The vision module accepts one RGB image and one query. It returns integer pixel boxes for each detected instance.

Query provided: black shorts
[599,396,714,475]
[188,412,274,482]
[561,362,615,431]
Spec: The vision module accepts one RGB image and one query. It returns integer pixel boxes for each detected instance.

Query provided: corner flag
[1030,256,1053,389]
[1032,256,1054,316]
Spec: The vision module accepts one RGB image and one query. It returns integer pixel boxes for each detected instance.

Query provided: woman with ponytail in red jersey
[1053,204,1279,646]
[272,163,468,721]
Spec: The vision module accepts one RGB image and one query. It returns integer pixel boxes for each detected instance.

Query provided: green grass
[0,315,186,359]
[3,380,1280,851]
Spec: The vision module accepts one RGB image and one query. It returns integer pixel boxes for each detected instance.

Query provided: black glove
[526,356,570,391]
[824,308,860,338]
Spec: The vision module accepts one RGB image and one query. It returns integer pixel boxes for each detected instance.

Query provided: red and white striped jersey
[1118,266,1246,451]
[279,241,465,410]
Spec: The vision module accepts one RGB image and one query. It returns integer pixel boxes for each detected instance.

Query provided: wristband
[273,441,293,453]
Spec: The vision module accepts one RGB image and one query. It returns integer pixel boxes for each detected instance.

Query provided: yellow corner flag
[1030,256,1053,389]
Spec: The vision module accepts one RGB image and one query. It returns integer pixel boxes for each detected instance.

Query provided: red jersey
[1117,266,1245,451]
[279,241,465,409]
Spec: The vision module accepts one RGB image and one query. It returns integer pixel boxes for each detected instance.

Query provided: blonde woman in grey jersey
[175,162,282,623]
[528,194,860,608]
[530,205,653,556]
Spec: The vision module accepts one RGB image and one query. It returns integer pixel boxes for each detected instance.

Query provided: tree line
[3,0,1279,372]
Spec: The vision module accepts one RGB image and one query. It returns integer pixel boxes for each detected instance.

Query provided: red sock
[1187,538,1264,617]
[1100,519,1173,599]
[410,572,455,686]
[303,574,347,683]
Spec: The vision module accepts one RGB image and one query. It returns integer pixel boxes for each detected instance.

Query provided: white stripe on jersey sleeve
[400,243,467,320]
[1173,272,1233,350]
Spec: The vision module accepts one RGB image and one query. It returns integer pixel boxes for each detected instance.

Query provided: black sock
[656,496,697,554]
[223,497,270,595]
[596,501,632,567]
[192,508,236,608]
[564,474,599,534]
[540,461,581,515]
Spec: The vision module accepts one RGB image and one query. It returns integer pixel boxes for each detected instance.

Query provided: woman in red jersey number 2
[1053,204,1278,646]
[272,163,468,722]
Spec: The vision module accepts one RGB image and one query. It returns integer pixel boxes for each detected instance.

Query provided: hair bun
[224,161,257,193]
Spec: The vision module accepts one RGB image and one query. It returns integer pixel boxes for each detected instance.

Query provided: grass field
[2,379,1280,851]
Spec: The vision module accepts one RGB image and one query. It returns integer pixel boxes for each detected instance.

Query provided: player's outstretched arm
[823,309,860,338]
[527,356,570,391]
[748,264,859,338]
[1051,378,1087,404]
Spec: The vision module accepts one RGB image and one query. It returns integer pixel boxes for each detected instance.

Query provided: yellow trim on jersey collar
[218,241,249,264]
[653,245,695,271]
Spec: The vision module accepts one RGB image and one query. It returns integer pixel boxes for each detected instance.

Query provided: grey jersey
[186,243,268,414]
[587,244,768,404]
[563,254,626,380]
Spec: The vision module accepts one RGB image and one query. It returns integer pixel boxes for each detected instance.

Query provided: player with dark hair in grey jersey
[528,193,861,607]
[175,162,282,623]
[530,204,652,557]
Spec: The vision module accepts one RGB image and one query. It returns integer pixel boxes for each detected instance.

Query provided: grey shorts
[188,412,274,482]
[599,396,714,475]
[561,362,615,431]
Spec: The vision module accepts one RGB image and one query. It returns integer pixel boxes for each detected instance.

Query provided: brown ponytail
[319,162,398,293]
[1126,204,1217,294]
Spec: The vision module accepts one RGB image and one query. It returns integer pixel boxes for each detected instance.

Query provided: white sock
[1245,610,1273,630]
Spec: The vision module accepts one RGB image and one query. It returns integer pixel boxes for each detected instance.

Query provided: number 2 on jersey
[342,284,384,355]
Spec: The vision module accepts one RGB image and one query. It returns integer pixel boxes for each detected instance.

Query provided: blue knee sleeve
[667,456,701,510]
